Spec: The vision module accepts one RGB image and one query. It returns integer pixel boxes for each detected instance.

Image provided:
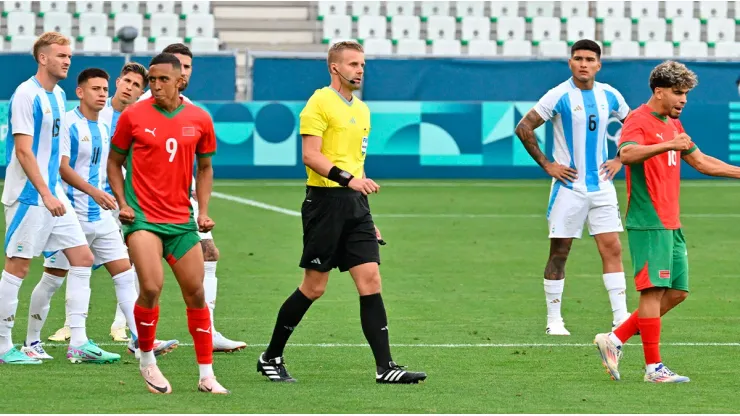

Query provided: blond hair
[33,32,71,62]
[327,40,364,68]
[649,60,699,92]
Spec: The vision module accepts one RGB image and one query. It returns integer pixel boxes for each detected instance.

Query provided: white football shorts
[546,184,623,239]
[4,200,87,259]
[44,215,128,270]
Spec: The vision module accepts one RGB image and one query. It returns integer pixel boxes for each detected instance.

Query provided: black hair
[162,43,193,58]
[571,39,601,59]
[77,67,109,85]
[149,53,182,70]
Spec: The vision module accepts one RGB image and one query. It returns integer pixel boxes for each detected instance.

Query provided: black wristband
[328,166,353,187]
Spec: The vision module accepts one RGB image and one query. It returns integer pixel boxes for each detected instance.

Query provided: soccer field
[4,179,740,413]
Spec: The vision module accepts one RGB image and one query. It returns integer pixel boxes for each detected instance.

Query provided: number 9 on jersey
[166,138,178,162]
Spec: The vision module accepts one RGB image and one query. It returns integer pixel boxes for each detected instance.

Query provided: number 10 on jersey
[668,150,678,166]
[166,138,178,162]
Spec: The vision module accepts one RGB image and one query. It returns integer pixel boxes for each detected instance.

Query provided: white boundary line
[212,191,300,217]
[35,342,740,348]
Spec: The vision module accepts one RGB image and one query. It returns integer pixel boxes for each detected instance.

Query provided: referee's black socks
[360,293,393,373]
[264,288,314,359]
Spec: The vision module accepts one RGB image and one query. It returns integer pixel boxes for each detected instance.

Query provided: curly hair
[649,60,698,92]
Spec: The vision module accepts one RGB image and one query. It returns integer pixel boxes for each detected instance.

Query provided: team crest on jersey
[182,127,195,136]
[659,270,671,279]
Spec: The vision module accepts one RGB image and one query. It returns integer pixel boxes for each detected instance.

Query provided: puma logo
[145,128,156,137]
[196,327,211,334]
[140,320,155,326]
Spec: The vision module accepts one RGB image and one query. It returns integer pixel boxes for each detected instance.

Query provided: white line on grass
[36,342,740,348]
[212,191,300,217]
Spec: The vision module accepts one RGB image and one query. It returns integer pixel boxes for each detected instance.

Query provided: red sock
[613,310,640,343]
[187,307,213,365]
[638,317,662,365]
[134,304,159,353]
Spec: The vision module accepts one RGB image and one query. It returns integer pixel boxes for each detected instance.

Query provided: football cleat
[67,340,121,364]
[257,352,296,382]
[198,375,230,394]
[213,332,246,353]
[127,337,179,359]
[21,341,53,360]
[141,363,172,394]
[48,325,70,342]
[0,347,42,364]
[110,325,129,342]
[546,320,571,336]
[644,364,690,383]
[594,333,622,381]
[376,362,427,384]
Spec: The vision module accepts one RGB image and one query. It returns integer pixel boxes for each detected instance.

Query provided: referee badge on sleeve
[361,136,368,155]
[182,126,195,136]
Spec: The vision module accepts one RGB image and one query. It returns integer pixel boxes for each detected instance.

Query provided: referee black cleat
[257,352,297,383]
[375,361,427,384]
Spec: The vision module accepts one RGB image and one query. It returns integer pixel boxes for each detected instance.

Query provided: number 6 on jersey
[166,138,178,162]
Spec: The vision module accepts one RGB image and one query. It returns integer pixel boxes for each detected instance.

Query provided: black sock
[360,293,393,372]
[265,288,314,359]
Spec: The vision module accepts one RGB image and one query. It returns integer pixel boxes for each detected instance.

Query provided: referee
[256,41,427,385]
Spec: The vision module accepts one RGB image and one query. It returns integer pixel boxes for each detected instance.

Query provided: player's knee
[44,267,68,278]
[138,283,162,303]
[670,290,689,306]
[598,237,622,261]
[68,248,95,268]
[5,261,30,279]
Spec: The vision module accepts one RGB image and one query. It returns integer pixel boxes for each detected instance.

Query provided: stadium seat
[432,39,461,55]
[602,17,633,41]
[501,39,533,56]
[664,2,694,20]
[114,12,144,35]
[391,15,420,40]
[707,18,735,43]
[566,17,595,42]
[525,1,555,18]
[496,16,526,41]
[181,1,210,16]
[83,35,112,52]
[643,40,673,57]
[6,11,35,36]
[461,17,491,41]
[189,36,219,52]
[9,35,35,52]
[467,39,496,56]
[539,40,568,57]
[531,16,561,41]
[679,41,708,57]
[421,1,450,19]
[357,15,387,40]
[74,1,103,15]
[185,13,215,38]
[456,1,485,18]
[700,2,728,20]
[630,1,659,20]
[133,35,149,52]
[489,1,519,20]
[39,1,68,14]
[149,13,179,38]
[109,1,140,16]
[671,17,701,43]
[595,1,626,21]
[78,12,107,37]
[43,12,72,34]
[146,1,175,16]
[385,1,414,18]
[327,37,356,48]
[609,40,640,56]
[154,36,183,51]
[637,17,666,42]
[322,15,352,42]
[2,1,31,13]
[396,38,426,55]
[351,1,380,18]
[714,41,740,57]
[560,1,589,19]
[426,15,456,41]
[362,37,392,54]
[318,1,347,19]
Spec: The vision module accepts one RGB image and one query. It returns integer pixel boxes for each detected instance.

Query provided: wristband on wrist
[328,166,354,187]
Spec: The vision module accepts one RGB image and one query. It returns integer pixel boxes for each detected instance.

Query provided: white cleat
[110,326,129,342]
[594,333,622,381]
[198,375,230,394]
[644,364,690,383]
[612,315,630,329]
[546,320,571,336]
[212,332,246,353]
[21,341,54,360]
[128,338,179,359]
[140,364,173,394]
[48,325,70,342]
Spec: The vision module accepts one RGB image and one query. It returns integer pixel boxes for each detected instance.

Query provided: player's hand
[93,190,118,211]
[375,225,387,245]
[348,177,380,195]
[600,158,623,181]
[669,132,692,151]
[119,206,135,225]
[198,215,215,233]
[42,194,66,217]
[544,162,578,185]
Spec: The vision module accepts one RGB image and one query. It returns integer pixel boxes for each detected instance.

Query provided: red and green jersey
[617,104,697,230]
[111,97,216,225]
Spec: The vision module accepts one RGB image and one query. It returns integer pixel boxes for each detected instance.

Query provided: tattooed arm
[515,109,578,184]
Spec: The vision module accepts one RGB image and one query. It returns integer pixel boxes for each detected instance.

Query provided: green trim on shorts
[627,228,689,292]
[123,221,200,265]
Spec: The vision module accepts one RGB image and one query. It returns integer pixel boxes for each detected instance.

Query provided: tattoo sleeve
[515,109,549,168]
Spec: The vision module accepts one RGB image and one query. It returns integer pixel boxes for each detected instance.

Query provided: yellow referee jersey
[299,87,371,187]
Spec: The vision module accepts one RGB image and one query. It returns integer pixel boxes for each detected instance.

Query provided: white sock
[0,271,23,355]
[646,363,662,373]
[199,363,214,379]
[112,304,126,329]
[26,272,64,345]
[66,266,91,347]
[603,272,628,323]
[544,279,565,324]
[608,332,623,348]
[112,269,138,338]
[140,350,156,368]
[204,261,217,333]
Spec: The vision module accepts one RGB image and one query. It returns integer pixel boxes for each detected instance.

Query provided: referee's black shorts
[299,186,381,273]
